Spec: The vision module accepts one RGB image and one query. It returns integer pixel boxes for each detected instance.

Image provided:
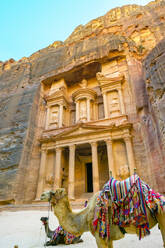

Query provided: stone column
[53,149,56,188]
[54,147,62,189]
[103,93,108,118]
[105,139,116,177]
[94,101,98,120]
[45,107,50,129]
[68,144,76,200]
[36,148,47,199]
[91,142,99,193]
[59,105,63,128]
[76,101,79,122]
[87,98,90,122]
[118,88,125,115]
[124,136,135,175]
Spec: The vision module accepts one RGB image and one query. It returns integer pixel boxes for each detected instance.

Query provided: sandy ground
[0,210,163,248]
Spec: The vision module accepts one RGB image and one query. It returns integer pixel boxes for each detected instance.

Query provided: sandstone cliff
[0,0,164,203]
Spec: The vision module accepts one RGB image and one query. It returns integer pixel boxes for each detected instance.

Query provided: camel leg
[156,213,165,247]
[94,232,113,248]
[107,240,113,248]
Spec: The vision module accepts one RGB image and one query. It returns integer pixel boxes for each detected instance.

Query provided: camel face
[40,189,67,205]
[40,191,53,202]
[40,216,48,224]
[54,188,67,200]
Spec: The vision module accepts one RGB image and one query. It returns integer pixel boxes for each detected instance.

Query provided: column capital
[48,147,56,152]
[90,141,97,147]
[102,91,107,96]
[55,146,62,152]
[123,135,132,142]
[69,144,76,151]
[41,147,47,153]
[105,138,113,145]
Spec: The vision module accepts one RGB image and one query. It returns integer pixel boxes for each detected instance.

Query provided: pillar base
[69,197,75,201]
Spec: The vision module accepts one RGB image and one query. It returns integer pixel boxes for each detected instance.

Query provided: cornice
[40,121,133,144]
[96,72,124,85]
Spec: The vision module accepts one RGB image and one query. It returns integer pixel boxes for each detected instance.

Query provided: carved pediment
[72,88,97,101]
[55,123,107,140]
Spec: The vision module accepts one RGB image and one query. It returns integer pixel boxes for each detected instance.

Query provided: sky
[0,0,151,62]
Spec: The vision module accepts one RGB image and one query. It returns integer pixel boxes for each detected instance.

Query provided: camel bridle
[48,191,64,206]
[48,192,57,206]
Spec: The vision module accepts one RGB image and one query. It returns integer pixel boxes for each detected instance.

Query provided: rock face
[143,38,165,192]
[0,0,165,204]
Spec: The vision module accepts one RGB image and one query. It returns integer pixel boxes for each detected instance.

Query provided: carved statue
[45,174,54,186]
[117,164,130,180]
[51,106,59,124]
[80,100,87,121]
[79,79,88,88]
[108,91,120,116]
[96,72,106,81]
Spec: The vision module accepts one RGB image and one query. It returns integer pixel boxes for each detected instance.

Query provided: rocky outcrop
[144,38,165,150]
[0,0,165,203]
[142,38,165,192]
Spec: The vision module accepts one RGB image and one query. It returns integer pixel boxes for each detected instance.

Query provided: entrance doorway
[86,163,93,192]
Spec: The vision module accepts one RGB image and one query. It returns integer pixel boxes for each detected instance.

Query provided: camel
[40,188,165,248]
[40,216,83,246]
[40,217,54,239]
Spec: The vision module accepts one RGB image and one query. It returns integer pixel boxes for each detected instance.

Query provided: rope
[44,201,51,247]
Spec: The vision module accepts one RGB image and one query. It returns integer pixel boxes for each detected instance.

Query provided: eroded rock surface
[0,0,165,203]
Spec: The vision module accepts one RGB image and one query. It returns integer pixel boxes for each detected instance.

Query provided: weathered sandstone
[0,0,164,204]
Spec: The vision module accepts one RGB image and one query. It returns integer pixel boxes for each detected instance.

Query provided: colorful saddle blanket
[53,225,79,244]
[93,174,165,241]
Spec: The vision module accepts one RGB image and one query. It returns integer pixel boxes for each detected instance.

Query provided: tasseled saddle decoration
[93,174,165,241]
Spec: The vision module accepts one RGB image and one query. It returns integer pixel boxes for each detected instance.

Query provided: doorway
[86,163,93,192]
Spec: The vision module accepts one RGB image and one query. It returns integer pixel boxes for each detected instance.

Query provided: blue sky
[0,0,151,61]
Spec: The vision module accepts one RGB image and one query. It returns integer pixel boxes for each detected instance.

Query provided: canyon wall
[0,0,164,203]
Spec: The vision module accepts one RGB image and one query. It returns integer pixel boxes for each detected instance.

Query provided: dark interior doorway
[86,163,93,192]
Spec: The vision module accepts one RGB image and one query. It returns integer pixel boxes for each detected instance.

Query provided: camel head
[40,216,48,225]
[40,188,67,206]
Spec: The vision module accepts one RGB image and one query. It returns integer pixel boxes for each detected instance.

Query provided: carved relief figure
[79,79,88,88]
[45,174,54,186]
[79,99,87,121]
[117,164,130,180]
[50,105,59,125]
[108,90,120,117]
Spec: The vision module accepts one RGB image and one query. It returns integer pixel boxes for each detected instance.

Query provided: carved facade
[1,1,164,205]
[36,58,136,200]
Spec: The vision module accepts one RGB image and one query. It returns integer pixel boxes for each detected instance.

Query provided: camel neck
[53,197,89,236]
[44,222,54,239]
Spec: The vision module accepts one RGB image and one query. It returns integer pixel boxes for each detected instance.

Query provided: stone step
[0,194,94,211]
[0,203,50,212]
